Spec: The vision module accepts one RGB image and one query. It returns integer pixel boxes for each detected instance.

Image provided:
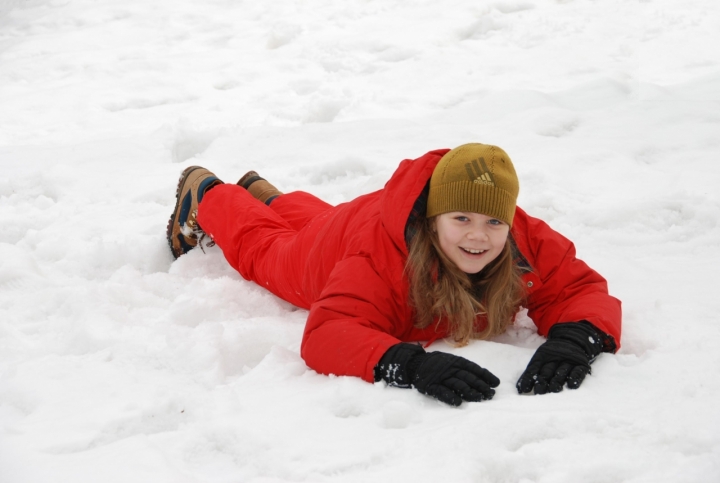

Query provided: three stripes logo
[465,157,496,186]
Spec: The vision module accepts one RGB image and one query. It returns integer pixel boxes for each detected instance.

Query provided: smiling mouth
[460,248,487,255]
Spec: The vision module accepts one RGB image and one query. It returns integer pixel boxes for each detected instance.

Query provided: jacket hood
[380,149,450,255]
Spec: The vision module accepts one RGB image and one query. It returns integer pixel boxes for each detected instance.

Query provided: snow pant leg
[269,191,333,231]
[197,184,312,309]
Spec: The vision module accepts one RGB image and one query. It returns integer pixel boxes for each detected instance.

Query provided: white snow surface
[1,0,719,481]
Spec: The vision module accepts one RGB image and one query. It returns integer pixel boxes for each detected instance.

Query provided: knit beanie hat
[426,143,519,226]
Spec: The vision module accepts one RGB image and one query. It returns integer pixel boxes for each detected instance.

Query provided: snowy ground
[1,0,720,481]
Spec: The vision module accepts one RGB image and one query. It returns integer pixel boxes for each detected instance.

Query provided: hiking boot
[167,166,223,259]
[237,170,282,205]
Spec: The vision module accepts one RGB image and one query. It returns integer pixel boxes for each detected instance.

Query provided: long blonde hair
[406,215,526,345]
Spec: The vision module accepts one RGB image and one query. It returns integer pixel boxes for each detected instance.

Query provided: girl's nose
[468,227,489,241]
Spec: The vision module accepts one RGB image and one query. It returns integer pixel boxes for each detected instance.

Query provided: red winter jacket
[198,149,622,383]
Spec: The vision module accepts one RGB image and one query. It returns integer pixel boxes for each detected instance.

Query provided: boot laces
[183,209,216,254]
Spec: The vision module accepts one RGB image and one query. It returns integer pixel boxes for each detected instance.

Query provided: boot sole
[166,166,205,259]
[237,170,262,189]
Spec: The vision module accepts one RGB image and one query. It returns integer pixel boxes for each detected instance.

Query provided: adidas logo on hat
[464,157,496,186]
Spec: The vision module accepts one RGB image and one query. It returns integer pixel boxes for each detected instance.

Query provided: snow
[1,0,719,481]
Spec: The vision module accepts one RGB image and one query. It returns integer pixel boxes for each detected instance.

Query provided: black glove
[375,343,500,406]
[516,321,605,395]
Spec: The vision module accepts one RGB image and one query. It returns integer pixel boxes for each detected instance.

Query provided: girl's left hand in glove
[516,321,605,395]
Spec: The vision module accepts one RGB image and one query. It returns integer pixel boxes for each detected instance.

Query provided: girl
[167,143,621,406]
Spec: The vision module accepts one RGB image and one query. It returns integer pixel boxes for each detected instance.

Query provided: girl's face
[434,212,510,274]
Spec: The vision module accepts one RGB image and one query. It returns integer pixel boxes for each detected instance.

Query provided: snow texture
[1,0,719,482]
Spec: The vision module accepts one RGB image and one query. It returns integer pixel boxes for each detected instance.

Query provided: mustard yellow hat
[426,143,519,226]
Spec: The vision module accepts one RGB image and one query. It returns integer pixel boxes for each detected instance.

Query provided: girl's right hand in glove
[409,351,500,406]
[375,343,500,406]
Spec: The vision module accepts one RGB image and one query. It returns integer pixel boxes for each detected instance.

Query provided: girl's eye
[455,216,470,222]
[487,219,503,226]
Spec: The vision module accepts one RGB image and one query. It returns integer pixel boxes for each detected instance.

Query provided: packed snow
[1,0,719,481]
